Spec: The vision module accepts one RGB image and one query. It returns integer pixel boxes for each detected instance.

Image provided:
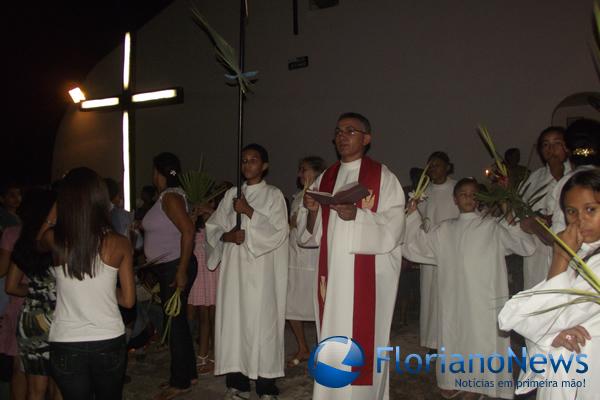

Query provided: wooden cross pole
[79,32,183,211]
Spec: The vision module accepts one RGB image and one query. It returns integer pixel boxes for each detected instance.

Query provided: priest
[297,112,405,400]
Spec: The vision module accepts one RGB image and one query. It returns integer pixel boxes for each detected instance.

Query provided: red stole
[317,156,382,386]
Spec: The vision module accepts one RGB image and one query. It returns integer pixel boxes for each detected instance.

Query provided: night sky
[3,1,173,187]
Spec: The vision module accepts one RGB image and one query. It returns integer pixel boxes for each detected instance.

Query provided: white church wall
[54,0,599,199]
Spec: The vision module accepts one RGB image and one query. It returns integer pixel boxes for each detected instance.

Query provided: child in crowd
[499,169,600,400]
[285,156,324,367]
[403,178,535,399]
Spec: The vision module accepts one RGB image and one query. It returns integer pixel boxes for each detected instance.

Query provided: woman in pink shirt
[142,152,197,400]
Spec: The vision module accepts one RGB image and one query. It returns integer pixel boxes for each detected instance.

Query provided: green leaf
[179,170,216,204]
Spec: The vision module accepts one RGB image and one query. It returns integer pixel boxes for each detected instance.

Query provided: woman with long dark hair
[142,152,197,400]
[37,167,135,400]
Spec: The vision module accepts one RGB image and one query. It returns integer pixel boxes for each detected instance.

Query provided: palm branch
[190,4,255,94]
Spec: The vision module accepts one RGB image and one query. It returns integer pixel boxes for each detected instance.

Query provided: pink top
[188,229,219,306]
[142,187,188,263]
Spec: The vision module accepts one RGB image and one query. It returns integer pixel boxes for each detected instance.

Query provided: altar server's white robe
[297,158,405,400]
[205,181,289,379]
[403,212,535,399]
[499,241,600,400]
[286,191,318,321]
[418,179,459,349]
[522,161,571,289]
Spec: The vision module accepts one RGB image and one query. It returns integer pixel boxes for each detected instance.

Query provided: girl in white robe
[418,151,460,350]
[499,169,600,400]
[286,156,325,367]
[403,178,535,399]
[205,144,289,399]
[521,127,570,290]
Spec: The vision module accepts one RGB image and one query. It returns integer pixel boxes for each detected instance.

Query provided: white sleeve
[204,188,235,270]
[499,268,600,346]
[498,220,536,257]
[401,212,437,265]
[296,173,324,248]
[244,189,289,258]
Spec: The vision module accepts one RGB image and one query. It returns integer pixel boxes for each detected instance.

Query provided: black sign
[288,56,309,70]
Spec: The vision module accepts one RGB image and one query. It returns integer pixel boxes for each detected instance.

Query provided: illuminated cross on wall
[79,32,183,211]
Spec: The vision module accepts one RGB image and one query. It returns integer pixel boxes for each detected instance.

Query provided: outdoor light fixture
[68,87,86,103]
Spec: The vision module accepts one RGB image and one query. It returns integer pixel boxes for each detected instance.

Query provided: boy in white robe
[403,178,535,399]
[297,112,405,400]
[205,144,289,400]
[521,127,570,290]
[418,151,460,350]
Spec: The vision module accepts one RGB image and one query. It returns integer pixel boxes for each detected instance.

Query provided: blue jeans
[50,335,126,400]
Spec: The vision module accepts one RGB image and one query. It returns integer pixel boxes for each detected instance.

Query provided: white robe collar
[430,178,454,190]
[457,211,479,220]
[340,158,362,170]
[242,180,267,194]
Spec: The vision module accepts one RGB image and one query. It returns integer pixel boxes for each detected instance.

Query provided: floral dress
[12,240,55,376]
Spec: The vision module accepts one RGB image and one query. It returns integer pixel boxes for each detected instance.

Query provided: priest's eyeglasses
[334,127,369,137]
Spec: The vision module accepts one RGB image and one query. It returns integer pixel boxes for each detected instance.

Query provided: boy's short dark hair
[242,143,269,163]
[453,178,479,196]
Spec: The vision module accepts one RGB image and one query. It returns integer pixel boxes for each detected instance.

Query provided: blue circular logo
[308,336,365,388]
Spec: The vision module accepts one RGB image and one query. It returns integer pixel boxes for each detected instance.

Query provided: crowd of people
[0,112,599,400]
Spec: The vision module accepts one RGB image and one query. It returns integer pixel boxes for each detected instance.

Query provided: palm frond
[478,125,508,177]
[179,170,215,204]
[190,4,254,94]
[410,162,431,202]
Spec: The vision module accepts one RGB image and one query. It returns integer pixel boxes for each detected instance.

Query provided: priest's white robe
[403,212,536,399]
[205,181,289,379]
[296,158,405,400]
[417,178,459,349]
[286,191,318,321]
[499,241,600,400]
[521,161,571,289]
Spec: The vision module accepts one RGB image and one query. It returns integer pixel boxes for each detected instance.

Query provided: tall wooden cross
[79,32,183,211]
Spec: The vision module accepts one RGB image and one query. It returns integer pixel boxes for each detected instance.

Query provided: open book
[306,182,369,205]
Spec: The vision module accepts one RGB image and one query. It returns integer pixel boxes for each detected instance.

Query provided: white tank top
[49,256,124,342]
